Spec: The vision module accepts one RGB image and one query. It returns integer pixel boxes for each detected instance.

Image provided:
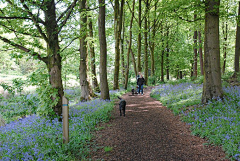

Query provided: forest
[0,0,239,160]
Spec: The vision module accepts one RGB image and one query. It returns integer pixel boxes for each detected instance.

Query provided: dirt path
[90,87,228,161]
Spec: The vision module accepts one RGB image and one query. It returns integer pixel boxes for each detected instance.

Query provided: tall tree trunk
[161,49,164,82]
[160,22,164,82]
[88,15,100,92]
[113,0,120,90]
[98,0,110,100]
[137,0,142,73]
[150,1,157,78]
[198,30,204,75]
[79,0,92,101]
[124,0,135,90]
[121,11,125,85]
[46,55,63,117]
[233,1,240,78]
[150,36,155,78]
[130,47,138,77]
[113,0,124,90]
[144,0,149,85]
[202,0,223,104]
[166,53,169,80]
[166,27,170,80]
[222,21,228,74]
[45,0,63,116]
[193,15,198,78]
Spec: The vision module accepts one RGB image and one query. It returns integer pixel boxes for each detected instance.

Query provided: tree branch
[0,23,41,38]
[57,3,73,22]
[126,0,138,24]
[58,0,78,34]
[61,36,79,52]
[19,0,48,43]
[0,36,47,63]
[177,16,204,22]
[0,16,32,20]
[3,1,45,25]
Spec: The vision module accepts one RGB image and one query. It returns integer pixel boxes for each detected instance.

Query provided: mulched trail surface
[89,87,228,161]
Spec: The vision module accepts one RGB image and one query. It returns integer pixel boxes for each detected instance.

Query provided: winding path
[90,87,227,161]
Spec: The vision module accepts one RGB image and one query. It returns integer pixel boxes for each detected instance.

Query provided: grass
[0,87,124,160]
[104,146,113,152]
[151,82,240,161]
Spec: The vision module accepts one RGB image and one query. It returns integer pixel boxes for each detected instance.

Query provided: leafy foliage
[36,84,59,116]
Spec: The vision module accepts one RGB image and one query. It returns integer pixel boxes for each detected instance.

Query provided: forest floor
[88,87,228,161]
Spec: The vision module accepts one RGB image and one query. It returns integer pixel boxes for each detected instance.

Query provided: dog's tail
[117,96,122,100]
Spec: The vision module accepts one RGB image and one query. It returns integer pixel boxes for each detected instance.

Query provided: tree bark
[198,30,204,75]
[161,49,164,82]
[144,0,149,85]
[137,0,142,73]
[98,0,110,100]
[113,0,124,90]
[124,0,135,90]
[88,15,100,92]
[150,1,157,78]
[79,0,91,101]
[130,46,138,77]
[222,21,228,75]
[44,0,64,117]
[121,11,125,85]
[233,1,240,78]
[113,0,120,90]
[160,22,164,82]
[193,14,198,78]
[202,0,223,104]
[166,27,170,80]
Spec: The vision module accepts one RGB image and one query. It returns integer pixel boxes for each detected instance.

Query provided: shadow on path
[90,87,228,161]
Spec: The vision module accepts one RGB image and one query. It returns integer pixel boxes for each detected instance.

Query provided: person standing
[136,72,141,80]
[137,74,145,95]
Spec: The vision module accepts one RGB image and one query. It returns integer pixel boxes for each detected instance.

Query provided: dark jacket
[137,77,145,86]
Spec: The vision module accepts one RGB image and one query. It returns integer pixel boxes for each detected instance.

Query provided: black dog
[132,88,135,95]
[117,96,126,116]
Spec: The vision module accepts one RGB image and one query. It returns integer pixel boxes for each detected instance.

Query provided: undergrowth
[0,88,124,160]
[151,83,240,161]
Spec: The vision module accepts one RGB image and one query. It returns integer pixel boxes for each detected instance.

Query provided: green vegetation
[104,146,113,152]
[151,81,240,160]
[1,0,240,160]
[0,87,123,160]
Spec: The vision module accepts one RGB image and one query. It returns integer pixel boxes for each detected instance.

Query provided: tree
[193,14,198,78]
[202,0,223,104]
[0,0,78,116]
[137,0,142,73]
[166,26,170,80]
[233,1,240,78]
[113,0,124,90]
[143,0,149,85]
[121,11,126,85]
[79,0,93,101]
[98,0,110,100]
[124,0,135,89]
[222,20,228,75]
[149,0,158,80]
[88,14,100,92]
[198,29,204,76]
